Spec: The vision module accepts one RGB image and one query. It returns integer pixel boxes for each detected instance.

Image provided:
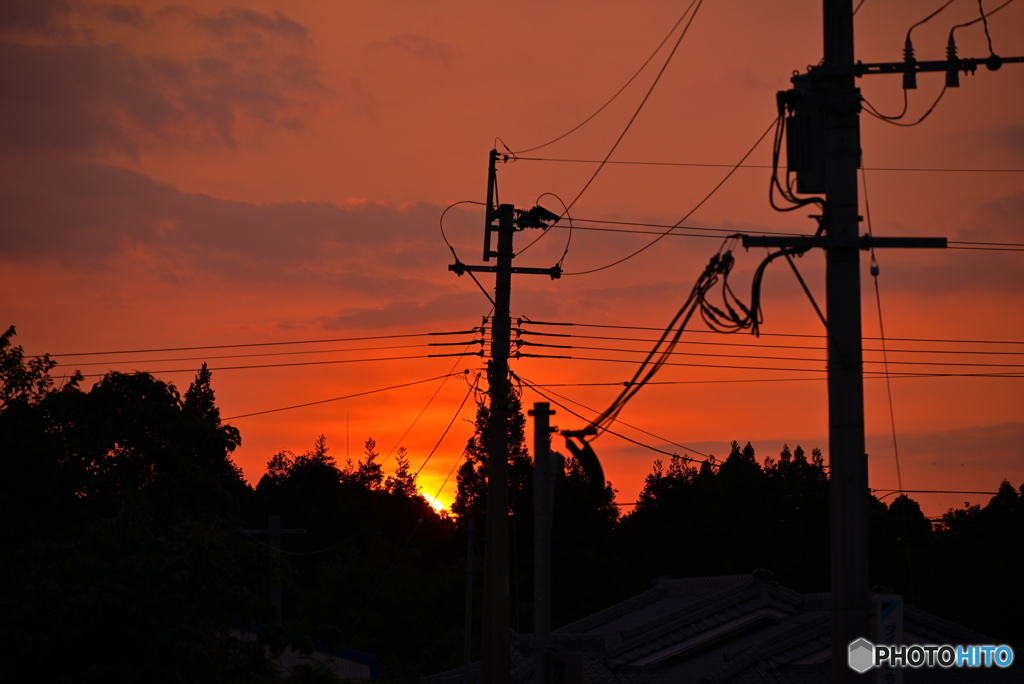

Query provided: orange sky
[2,0,1022,516]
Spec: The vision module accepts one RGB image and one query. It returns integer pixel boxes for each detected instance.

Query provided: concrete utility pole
[744,0,1023,677]
[482,201,514,683]
[529,402,558,684]
[448,150,562,683]
[821,3,869,679]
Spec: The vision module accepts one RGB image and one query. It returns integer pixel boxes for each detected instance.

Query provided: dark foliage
[2,327,1020,682]
[0,332,279,682]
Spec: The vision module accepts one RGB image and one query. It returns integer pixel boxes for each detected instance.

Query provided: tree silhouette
[184,362,221,426]
[0,324,80,408]
[451,383,531,522]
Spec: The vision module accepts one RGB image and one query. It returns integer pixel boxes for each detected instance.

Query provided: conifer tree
[184,362,220,426]
[451,383,530,522]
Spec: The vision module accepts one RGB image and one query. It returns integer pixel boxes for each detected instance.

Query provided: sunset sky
[3,0,1022,516]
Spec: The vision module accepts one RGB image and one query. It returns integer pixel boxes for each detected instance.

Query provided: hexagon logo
[848,638,875,673]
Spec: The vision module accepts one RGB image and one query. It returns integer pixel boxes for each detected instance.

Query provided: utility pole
[743,1,1023,680]
[821,3,869,679]
[448,150,562,683]
[529,402,558,684]
[482,200,514,683]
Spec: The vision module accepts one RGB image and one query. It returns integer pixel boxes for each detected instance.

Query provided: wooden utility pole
[448,151,562,683]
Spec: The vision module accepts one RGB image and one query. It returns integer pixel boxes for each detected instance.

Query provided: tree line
[1,326,1020,682]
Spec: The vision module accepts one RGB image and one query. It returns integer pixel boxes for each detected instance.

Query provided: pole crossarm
[449,261,563,279]
[850,55,1024,77]
[742,235,946,250]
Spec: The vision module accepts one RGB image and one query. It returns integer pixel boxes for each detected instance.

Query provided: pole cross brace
[742,235,946,250]
[850,55,1024,77]
[449,261,562,279]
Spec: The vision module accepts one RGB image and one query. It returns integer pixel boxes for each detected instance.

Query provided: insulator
[945,37,960,88]
[903,38,917,90]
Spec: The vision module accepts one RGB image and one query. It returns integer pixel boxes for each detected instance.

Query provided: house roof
[420,571,1022,684]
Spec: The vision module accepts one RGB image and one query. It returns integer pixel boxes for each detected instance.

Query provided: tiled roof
[419,573,1020,684]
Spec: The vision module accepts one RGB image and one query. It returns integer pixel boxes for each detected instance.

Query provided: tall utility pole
[448,150,562,683]
[743,0,1022,676]
[821,3,868,679]
[482,201,514,683]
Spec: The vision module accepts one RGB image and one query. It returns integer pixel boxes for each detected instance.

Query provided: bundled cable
[574,240,810,438]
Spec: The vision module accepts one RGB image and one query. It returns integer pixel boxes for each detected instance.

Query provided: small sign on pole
[873,593,903,684]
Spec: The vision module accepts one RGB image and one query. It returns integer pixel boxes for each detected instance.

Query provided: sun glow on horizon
[423,492,449,513]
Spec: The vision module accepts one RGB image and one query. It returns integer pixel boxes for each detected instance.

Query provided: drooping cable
[414,373,480,477]
[559,0,705,218]
[426,376,487,511]
[514,191,573,262]
[516,373,707,457]
[223,372,464,420]
[864,86,947,127]
[511,1,702,155]
[379,331,488,468]
[516,0,707,261]
[570,240,815,436]
[516,373,715,464]
[563,119,777,276]
[439,200,487,262]
[978,0,996,54]
[862,89,910,121]
[950,0,1015,45]
[860,164,904,494]
[862,161,917,604]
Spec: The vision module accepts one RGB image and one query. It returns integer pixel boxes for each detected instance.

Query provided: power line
[223,372,468,420]
[520,329,1024,356]
[509,1,703,155]
[45,329,481,358]
[517,340,1024,369]
[516,373,707,457]
[67,351,483,379]
[519,353,1024,378]
[562,119,777,276]
[557,0,705,218]
[63,340,482,368]
[414,374,480,477]
[519,319,1024,346]
[514,0,708,260]
[515,156,1024,173]
[529,378,825,387]
[379,340,485,468]
[873,489,998,497]
[516,374,711,461]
